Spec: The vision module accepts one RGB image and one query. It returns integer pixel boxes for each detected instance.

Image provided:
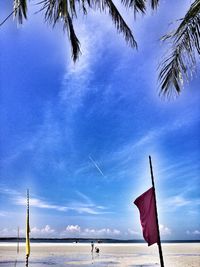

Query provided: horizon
[0,1,200,241]
[1,237,200,243]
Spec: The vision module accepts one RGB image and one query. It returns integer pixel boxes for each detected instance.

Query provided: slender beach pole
[25,255,28,267]
[26,189,30,267]
[17,226,19,254]
[149,156,165,267]
[14,227,19,267]
[25,254,28,267]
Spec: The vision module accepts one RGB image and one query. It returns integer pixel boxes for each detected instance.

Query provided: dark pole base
[25,255,29,267]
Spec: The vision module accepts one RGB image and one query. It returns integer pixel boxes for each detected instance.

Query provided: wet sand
[0,243,199,266]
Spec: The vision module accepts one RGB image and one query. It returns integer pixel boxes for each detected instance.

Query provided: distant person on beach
[95,247,99,253]
[91,241,94,253]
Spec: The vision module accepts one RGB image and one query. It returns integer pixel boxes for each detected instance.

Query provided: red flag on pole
[134,187,158,246]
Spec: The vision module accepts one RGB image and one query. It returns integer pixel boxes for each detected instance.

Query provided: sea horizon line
[0,237,199,243]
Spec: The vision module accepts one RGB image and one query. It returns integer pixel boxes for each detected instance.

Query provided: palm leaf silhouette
[11,0,159,61]
[159,0,200,96]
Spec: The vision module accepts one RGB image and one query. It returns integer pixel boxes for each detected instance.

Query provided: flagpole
[149,156,164,267]
[26,254,28,267]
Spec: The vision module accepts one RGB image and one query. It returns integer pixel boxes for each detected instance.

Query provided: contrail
[89,156,105,178]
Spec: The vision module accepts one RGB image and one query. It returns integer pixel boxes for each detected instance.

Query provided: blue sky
[0,0,199,240]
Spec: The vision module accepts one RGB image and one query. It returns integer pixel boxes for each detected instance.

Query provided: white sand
[0,242,199,266]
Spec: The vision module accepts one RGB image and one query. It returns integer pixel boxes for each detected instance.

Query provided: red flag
[134,187,158,246]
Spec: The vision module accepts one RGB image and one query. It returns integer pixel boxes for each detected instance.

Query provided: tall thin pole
[26,189,30,267]
[26,254,29,267]
[149,156,164,267]
[17,226,19,254]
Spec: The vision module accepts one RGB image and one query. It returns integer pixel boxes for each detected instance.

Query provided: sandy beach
[0,242,199,267]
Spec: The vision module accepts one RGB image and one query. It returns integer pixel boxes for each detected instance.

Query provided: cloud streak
[186,230,200,236]
[164,194,200,212]
[15,196,109,215]
[0,224,122,238]
[112,111,199,162]
[0,186,110,215]
[31,225,56,237]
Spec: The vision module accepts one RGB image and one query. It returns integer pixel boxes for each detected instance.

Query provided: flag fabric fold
[134,187,158,246]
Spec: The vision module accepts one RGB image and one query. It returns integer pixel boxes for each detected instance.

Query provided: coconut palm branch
[13,0,27,24]
[11,0,159,61]
[121,0,159,15]
[159,0,200,96]
[12,0,136,61]
[93,0,137,47]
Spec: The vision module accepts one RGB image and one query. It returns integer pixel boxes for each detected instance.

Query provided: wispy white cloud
[159,224,171,236]
[1,105,65,167]
[76,191,92,204]
[110,112,199,164]
[0,228,13,237]
[15,195,108,215]
[193,230,200,235]
[0,225,55,238]
[64,225,81,234]
[167,195,191,208]
[93,111,200,187]
[126,225,171,238]
[31,225,56,237]
[73,207,103,215]
[0,225,120,238]
[58,8,135,116]
[83,228,121,237]
[1,20,108,167]
[59,23,102,112]
[60,224,121,238]
[0,211,11,217]
[186,230,200,236]
[127,229,140,236]
[0,187,20,196]
[164,194,200,213]
[0,227,24,237]
[157,160,200,179]
[1,186,110,215]
[15,196,68,211]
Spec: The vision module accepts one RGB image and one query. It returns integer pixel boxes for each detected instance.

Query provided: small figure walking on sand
[95,247,100,253]
[91,241,94,253]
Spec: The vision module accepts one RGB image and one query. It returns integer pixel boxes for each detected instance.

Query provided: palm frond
[39,0,81,61]
[13,0,27,24]
[64,14,81,62]
[94,0,137,48]
[150,0,159,10]
[80,0,91,14]
[121,0,146,15]
[12,0,139,61]
[105,0,137,48]
[158,47,187,97]
[120,0,159,16]
[159,0,200,96]
[40,0,137,60]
